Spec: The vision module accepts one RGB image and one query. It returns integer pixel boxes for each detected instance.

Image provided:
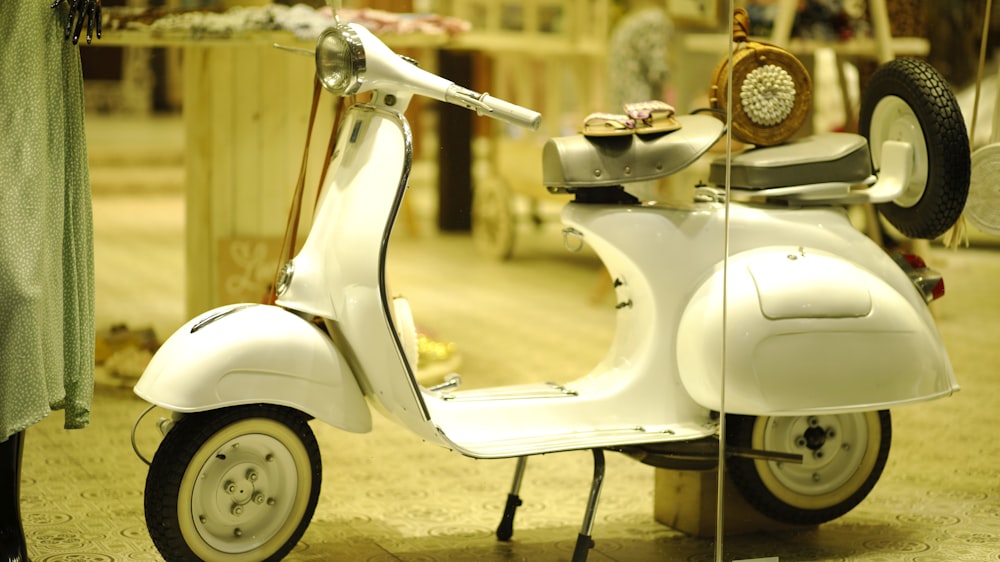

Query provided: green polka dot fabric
[0,1,95,443]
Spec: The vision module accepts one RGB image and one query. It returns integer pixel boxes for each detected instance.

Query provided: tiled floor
[16,114,1000,561]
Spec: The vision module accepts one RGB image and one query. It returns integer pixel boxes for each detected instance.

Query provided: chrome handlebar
[446,86,542,131]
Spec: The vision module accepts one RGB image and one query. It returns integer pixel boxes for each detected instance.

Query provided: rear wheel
[858,57,969,239]
[726,411,890,525]
[144,405,322,561]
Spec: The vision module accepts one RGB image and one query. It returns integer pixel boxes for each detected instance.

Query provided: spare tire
[858,57,969,239]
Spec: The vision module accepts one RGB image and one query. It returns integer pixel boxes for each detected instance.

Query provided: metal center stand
[495,449,607,562]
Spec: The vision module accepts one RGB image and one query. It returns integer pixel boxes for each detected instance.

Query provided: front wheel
[144,405,322,561]
[726,411,891,525]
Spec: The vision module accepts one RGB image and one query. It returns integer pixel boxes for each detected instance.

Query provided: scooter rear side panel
[561,199,956,417]
[677,246,957,415]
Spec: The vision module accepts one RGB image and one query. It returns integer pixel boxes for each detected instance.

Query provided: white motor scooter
[132,20,969,562]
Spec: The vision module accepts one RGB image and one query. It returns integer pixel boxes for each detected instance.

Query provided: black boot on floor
[0,431,28,562]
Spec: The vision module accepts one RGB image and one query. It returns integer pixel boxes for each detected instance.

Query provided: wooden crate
[654,468,814,537]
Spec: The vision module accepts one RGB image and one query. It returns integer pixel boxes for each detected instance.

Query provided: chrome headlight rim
[315,24,366,96]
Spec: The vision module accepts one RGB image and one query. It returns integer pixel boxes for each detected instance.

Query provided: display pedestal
[653,468,813,537]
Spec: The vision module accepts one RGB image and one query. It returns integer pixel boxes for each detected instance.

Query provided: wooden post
[436,49,474,232]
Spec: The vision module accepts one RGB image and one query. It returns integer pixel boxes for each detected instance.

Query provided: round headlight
[315,25,365,96]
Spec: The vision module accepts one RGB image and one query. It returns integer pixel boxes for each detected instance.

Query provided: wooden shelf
[88,28,450,49]
[681,33,929,59]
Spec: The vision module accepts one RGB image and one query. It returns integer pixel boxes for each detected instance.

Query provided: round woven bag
[709,9,812,146]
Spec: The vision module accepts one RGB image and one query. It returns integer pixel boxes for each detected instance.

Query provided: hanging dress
[0,0,95,443]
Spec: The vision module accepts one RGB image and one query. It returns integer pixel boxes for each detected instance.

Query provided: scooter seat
[709,132,873,190]
[543,114,725,190]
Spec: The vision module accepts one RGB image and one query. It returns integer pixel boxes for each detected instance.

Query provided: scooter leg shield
[134,304,371,433]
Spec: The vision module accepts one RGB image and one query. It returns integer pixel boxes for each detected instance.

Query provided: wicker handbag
[709,8,812,146]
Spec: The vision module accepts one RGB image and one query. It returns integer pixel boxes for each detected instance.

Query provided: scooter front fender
[134,304,372,433]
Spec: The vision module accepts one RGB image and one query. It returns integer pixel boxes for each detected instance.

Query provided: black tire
[858,57,969,239]
[726,411,891,525]
[144,405,322,562]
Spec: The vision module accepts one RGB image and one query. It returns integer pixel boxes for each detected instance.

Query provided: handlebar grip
[479,94,542,131]
[445,86,542,131]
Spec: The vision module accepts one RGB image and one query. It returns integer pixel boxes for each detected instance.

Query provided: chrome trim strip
[441,382,580,402]
[190,304,257,334]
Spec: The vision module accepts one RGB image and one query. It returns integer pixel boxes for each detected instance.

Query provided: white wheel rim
[752,412,881,509]
[869,95,929,208]
[176,419,313,561]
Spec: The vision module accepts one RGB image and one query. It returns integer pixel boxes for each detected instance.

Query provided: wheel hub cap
[190,435,297,553]
[870,95,929,208]
[762,414,868,496]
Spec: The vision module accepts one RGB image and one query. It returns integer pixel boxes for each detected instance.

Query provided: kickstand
[572,449,606,562]
[496,456,528,541]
